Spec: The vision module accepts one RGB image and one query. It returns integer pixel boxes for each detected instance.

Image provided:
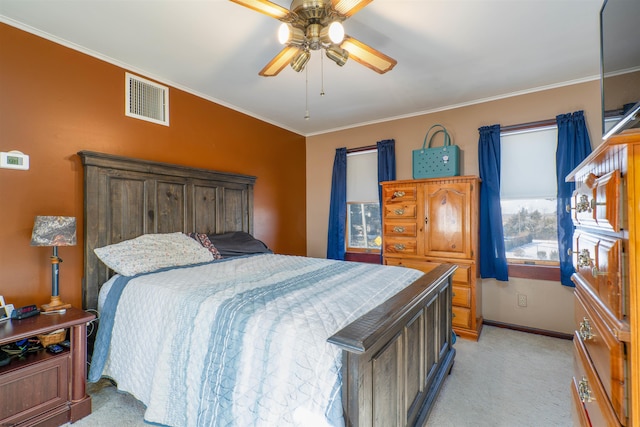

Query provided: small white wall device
[0,151,30,170]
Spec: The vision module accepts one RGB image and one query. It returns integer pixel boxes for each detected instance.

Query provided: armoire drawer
[452,285,471,308]
[383,238,417,255]
[384,203,417,219]
[573,231,623,320]
[384,259,471,286]
[572,332,623,426]
[382,185,417,204]
[384,222,417,237]
[575,287,626,421]
[452,306,471,329]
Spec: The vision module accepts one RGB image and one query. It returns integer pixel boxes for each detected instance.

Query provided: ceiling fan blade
[331,0,373,17]
[340,36,397,74]
[259,45,302,76]
[229,0,291,20]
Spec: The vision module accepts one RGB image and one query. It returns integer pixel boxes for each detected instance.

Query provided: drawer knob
[393,226,405,233]
[392,191,405,198]
[394,208,405,215]
[578,377,594,403]
[577,249,593,268]
[394,244,405,251]
[579,317,594,341]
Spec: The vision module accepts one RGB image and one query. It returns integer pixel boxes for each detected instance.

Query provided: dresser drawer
[572,332,623,426]
[384,203,417,219]
[570,189,597,227]
[382,185,417,204]
[452,285,471,308]
[384,222,417,237]
[593,170,621,233]
[383,238,417,256]
[575,288,626,422]
[573,231,623,319]
[452,306,471,329]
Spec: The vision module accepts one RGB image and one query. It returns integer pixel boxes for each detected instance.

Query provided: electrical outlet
[517,294,527,307]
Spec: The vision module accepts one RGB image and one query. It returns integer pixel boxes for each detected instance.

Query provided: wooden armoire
[566,129,640,426]
[381,176,482,340]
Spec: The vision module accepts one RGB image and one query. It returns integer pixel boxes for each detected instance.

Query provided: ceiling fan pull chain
[321,50,325,96]
[304,65,310,120]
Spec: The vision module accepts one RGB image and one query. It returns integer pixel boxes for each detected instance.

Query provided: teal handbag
[412,124,460,179]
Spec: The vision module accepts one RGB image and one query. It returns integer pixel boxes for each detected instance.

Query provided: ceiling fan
[230,0,397,76]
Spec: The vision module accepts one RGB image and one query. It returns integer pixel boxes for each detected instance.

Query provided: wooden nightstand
[0,307,95,426]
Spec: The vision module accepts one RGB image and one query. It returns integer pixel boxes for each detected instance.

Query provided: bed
[78,151,456,427]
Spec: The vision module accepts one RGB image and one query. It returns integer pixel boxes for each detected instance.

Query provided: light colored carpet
[69,325,573,426]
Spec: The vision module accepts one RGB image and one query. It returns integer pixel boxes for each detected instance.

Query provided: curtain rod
[347,144,377,154]
[500,118,557,133]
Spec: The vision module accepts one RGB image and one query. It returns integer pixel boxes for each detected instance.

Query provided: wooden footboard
[328,263,456,427]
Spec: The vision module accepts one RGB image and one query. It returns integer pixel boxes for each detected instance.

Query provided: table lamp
[30,216,76,312]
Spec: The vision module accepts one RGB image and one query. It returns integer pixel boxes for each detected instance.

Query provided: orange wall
[0,23,306,309]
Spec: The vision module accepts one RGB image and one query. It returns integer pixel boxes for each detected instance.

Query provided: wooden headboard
[78,151,256,310]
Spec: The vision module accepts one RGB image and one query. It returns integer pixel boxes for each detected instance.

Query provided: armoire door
[423,182,473,259]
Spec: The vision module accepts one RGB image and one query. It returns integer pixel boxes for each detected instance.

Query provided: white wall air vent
[125,72,169,126]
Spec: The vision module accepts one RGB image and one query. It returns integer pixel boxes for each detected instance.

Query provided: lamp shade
[30,216,77,247]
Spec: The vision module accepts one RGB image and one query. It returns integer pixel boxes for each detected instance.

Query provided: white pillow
[94,232,213,276]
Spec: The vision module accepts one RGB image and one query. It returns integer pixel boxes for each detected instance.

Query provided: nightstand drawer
[0,353,70,425]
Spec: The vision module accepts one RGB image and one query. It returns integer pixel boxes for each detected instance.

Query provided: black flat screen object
[10,305,40,320]
[0,350,9,367]
[47,344,64,354]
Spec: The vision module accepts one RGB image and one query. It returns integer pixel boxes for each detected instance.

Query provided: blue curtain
[377,139,396,204]
[327,147,347,260]
[556,111,592,287]
[478,124,508,281]
[377,139,396,263]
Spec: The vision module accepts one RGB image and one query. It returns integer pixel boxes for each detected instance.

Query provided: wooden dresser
[381,176,482,340]
[566,129,640,426]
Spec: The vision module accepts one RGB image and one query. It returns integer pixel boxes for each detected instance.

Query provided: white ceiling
[0,0,605,136]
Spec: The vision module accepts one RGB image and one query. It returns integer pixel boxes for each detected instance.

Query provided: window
[500,126,559,266]
[346,150,381,253]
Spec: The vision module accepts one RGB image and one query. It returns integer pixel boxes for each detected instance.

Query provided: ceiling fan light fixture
[320,21,345,45]
[291,49,311,72]
[325,45,349,66]
[278,23,305,45]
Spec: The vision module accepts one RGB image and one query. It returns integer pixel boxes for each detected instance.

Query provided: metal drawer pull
[452,292,456,297]
[577,249,593,268]
[393,226,405,233]
[392,191,405,198]
[591,267,609,278]
[567,248,574,256]
[394,244,405,251]
[576,195,592,213]
[579,317,594,341]
[590,198,606,210]
[578,377,593,403]
[452,313,456,318]
[394,208,405,215]
[566,195,592,213]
